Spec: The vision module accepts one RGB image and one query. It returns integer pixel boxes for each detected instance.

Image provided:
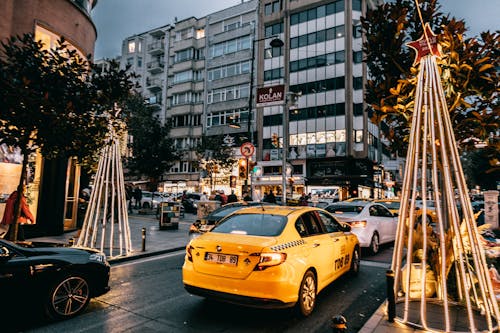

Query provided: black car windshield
[211,214,287,236]
[326,205,363,214]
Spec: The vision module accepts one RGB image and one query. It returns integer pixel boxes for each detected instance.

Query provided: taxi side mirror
[339,223,351,232]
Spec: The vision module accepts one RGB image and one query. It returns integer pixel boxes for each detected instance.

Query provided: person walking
[227,190,238,203]
[242,191,252,202]
[133,187,142,209]
[1,186,35,241]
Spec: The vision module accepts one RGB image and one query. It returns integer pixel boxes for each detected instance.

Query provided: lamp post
[247,31,284,198]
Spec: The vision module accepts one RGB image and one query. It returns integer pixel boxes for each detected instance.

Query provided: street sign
[240,142,255,157]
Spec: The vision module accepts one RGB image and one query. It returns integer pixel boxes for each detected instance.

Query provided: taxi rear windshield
[211,214,287,236]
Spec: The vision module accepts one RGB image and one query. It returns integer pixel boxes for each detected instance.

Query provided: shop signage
[256,84,285,107]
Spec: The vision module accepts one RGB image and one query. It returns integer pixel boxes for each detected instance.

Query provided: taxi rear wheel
[296,270,316,317]
[349,247,360,276]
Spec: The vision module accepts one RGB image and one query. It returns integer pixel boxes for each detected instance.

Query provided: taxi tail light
[349,220,367,228]
[186,244,194,262]
[255,252,287,271]
[189,224,198,232]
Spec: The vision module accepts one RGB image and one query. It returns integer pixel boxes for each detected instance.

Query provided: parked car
[325,201,398,254]
[188,201,275,238]
[0,238,110,323]
[183,206,359,316]
[140,191,165,209]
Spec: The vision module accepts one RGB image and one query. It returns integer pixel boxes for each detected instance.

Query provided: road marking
[361,260,391,268]
[112,250,185,268]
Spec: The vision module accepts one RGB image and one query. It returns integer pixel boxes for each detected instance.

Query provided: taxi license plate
[204,252,238,265]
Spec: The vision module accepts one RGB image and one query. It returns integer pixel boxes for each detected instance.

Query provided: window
[196,29,205,39]
[128,40,136,53]
[175,48,193,63]
[316,212,340,233]
[137,57,142,68]
[224,21,241,32]
[299,213,323,235]
[173,70,193,84]
[265,1,281,15]
[354,129,363,143]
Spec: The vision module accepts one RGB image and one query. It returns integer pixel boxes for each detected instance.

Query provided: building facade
[253,0,387,200]
[0,0,99,236]
[117,0,391,200]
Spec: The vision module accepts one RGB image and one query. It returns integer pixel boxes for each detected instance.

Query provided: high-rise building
[254,0,387,200]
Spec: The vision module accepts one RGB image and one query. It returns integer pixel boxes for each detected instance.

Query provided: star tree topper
[406,23,442,66]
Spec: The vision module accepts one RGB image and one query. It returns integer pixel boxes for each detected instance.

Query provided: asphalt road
[12,244,394,333]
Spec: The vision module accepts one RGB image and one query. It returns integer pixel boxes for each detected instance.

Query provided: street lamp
[247,32,284,198]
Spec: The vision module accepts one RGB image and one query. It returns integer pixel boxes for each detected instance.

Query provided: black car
[188,201,275,238]
[0,238,110,325]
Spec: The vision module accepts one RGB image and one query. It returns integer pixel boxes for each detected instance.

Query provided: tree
[194,134,238,175]
[361,0,499,168]
[0,34,136,240]
[125,94,178,192]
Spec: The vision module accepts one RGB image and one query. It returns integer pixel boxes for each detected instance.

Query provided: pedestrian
[265,191,277,204]
[299,193,308,206]
[133,187,142,209]
[125,185,133,213]
[243,191,252,202]
[219,191,228,205]
[200,192,208,201]
[227,190,238,203]
[1,186,35,241]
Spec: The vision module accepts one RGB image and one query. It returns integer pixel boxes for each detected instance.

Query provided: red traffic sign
[240,142,255,157]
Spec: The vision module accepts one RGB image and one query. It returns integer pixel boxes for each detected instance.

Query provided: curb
[108,246,186,265]
[358,300,387,333]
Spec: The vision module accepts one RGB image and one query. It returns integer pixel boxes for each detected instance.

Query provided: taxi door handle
[333,238,339,242]
[313,243,320,248]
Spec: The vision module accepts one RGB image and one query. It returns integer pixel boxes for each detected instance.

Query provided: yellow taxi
[182,206,360,316]
[373,198,438,225]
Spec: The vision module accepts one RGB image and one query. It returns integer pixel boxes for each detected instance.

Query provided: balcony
[146,78,162,92]
[147,41,165,55]
[147,60,165,74]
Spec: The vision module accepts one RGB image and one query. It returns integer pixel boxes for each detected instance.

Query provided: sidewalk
[27,209,197,264]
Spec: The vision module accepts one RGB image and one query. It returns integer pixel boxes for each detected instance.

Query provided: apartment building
[203,0,259,194]
[163,17,206,190]
[121,25,170,124]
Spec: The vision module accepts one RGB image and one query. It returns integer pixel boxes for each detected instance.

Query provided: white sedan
[325,201,398,254]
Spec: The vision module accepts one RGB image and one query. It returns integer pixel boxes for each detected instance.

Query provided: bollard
[141,227,146,252]
[386,269,396,322]
[331,315,347,333]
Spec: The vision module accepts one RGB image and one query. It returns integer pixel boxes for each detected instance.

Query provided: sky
[91,0,499,60]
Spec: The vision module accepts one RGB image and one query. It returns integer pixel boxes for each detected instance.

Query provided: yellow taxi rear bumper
[182,261,300,307]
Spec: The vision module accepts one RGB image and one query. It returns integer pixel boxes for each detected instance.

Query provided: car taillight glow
[350,220,367,228]
[255,252,287,271]
[189,224,198,232]
[186,244,194,262]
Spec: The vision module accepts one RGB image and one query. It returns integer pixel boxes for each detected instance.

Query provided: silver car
[325,201,398,254]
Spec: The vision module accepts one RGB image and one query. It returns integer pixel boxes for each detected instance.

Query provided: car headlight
[89,253,107,263]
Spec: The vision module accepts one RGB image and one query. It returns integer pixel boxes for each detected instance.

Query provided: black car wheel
[143,202,150,209]
[350,246,360,276]
[296,270,316,317]
[45,274,90,320]
[369,233,380,255]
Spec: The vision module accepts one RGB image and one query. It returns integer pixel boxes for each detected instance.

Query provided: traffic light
[248,160,257,173]
[271,133,279,148]
[238,158,248,179]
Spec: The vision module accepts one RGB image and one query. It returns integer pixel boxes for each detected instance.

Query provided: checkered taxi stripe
[270,239,305,251]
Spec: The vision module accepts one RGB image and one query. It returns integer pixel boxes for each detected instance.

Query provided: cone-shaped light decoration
[76,116,133,258]
[391,23,500,332]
